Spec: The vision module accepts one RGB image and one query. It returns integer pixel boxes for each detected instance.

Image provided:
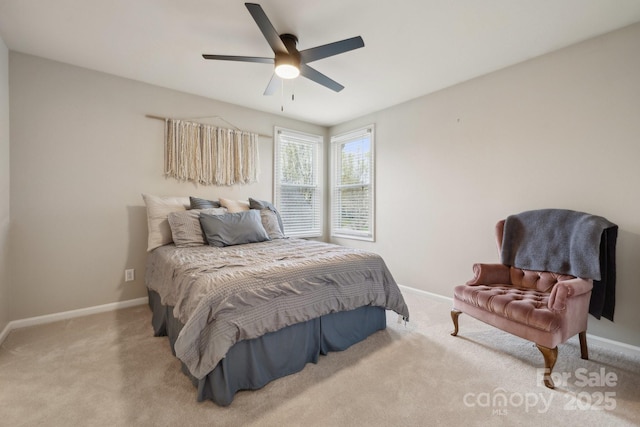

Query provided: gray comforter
[146,238,409,379]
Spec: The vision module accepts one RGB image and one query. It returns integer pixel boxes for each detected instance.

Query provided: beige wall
[7,23,640,349]
[8,52,325,320]
[331,23,640,347]
[0,36,9,332]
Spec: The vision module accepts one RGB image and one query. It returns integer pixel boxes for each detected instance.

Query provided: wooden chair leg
[450,309,462,336]
[536,344,558,389]
[579,331,589,360]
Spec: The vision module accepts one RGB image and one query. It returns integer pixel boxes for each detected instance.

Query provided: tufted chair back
[509,268,574,293]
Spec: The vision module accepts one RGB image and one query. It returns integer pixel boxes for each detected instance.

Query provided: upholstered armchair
[451,220,593,388]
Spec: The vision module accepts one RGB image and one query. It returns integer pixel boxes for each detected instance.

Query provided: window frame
[273,126,324,238]
[330,124,375,241]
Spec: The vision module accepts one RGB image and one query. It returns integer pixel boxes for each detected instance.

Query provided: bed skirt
[147,289,387,406]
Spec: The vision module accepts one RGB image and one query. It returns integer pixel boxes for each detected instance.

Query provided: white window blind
[274,127,323,237]
[330,125,375,241]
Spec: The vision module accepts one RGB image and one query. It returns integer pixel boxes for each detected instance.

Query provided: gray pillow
[249,197,285,235]
[190,196,220,209]
[168,208,227,247]
[200,210,270,247]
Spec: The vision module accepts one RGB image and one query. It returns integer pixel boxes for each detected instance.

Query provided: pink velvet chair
[451,220,592,388]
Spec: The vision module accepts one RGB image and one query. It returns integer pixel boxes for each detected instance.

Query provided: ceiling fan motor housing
[275,34,301,78]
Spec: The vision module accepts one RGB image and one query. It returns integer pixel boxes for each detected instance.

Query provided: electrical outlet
[125,269,135,282]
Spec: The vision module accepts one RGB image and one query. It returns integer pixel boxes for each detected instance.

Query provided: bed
[142,194,410,406]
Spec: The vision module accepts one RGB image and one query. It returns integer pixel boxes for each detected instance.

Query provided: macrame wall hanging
[163,118,259,186]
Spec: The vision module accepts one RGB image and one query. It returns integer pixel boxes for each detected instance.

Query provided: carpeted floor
[1,289,639,427]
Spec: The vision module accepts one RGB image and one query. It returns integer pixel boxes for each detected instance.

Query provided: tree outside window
[331,125,375,241]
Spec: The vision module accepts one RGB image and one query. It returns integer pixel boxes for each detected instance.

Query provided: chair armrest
[466,263,511,286]
[548,278,593,311]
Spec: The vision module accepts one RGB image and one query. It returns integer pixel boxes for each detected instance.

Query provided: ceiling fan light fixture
[275,64,300,79]
[274,56,300,79]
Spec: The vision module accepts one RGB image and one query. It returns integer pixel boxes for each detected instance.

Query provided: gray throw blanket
[500,209,617,320]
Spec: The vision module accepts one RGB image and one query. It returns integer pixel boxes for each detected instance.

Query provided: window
[274,127,323,237]
[330,125,375,241]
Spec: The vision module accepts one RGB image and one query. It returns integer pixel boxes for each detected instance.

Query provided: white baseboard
[398,284,640,358]
[0,322,10,346]
[399,284,453,303]
[585,333,640,358]
[3,286,640,359]
[0,297,148,346]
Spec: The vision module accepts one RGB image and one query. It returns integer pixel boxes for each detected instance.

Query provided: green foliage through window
[274,128,323,237]
[331,125,375,241]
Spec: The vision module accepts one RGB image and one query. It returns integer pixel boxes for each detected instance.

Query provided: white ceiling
[1,0,640,127]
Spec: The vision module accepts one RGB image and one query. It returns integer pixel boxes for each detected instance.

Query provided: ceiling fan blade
[299,36,364,63]
[245,3,288,54]
[300,64,344,92]
[202,54,274,64]
[263,74,281,96]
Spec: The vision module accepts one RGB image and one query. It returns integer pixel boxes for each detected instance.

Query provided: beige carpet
[1,289,639,427]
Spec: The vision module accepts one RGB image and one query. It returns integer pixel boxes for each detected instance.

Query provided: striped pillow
[260,209,285,240]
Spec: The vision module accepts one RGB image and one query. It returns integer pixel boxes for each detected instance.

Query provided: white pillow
[142,193,190,251]
[219,197,250,213]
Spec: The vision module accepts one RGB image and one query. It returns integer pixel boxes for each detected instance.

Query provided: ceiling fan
[202,3,365,95]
